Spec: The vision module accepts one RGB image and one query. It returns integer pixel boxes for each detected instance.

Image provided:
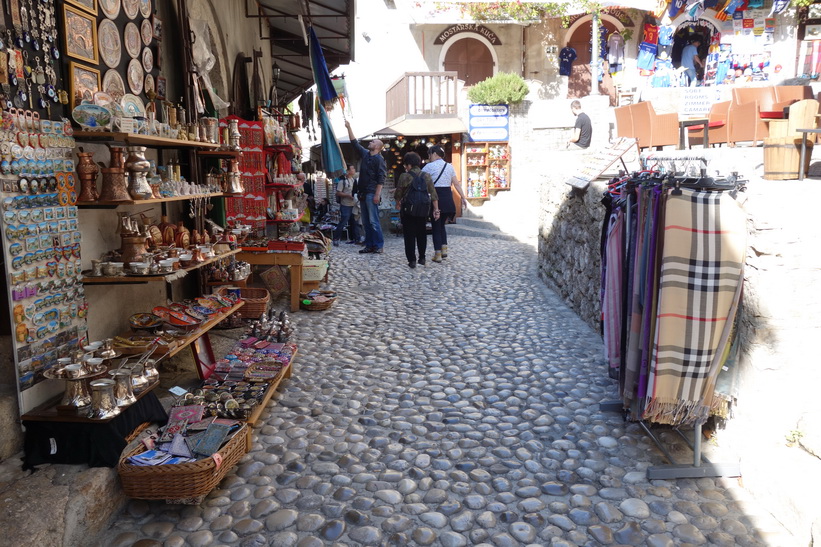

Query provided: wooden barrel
[763,137,813,180]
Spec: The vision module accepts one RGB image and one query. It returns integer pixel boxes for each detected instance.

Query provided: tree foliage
[467,72,529,105]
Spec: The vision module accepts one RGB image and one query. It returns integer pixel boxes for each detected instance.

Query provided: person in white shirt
[333,165,361,245]
[422,146,467,262]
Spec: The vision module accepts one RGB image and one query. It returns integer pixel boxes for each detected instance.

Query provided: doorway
[443,37,494,86]
[567,19,618,104]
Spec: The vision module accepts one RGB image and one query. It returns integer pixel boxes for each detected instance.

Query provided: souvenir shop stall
[0,0,310,489]
[599,158,747,479]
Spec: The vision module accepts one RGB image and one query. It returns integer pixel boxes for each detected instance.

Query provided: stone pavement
[94,232,796,547]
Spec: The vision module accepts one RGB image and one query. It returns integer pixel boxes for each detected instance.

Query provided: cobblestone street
[96,233,792,547]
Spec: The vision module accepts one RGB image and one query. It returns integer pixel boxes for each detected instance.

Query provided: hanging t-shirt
[607,33,625,66]
[643,23,659,44]
[637,42,658,71]
[668,0,686,16]
[658,25,675,46]
[559,47,577,76]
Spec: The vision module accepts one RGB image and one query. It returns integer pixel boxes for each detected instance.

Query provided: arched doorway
[566,18,618,104]
[443,37,494,86]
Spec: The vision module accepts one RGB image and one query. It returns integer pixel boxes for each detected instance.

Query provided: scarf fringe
[709,392,735,420]
[642,397,710,426]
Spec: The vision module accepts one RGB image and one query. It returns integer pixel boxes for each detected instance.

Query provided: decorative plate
[94,91,124,117]
[139,0,152,18]
[98,19,122,69]
[144,73,155,95]
[120,93,146,117]
[141,47,153,73]
[102,69,126,100]
[71,104,112,129]
[100,0,120,19]
[124,22,141,58]
[140,18,153,46]
[123,0,140,20]
[127,58,144,94]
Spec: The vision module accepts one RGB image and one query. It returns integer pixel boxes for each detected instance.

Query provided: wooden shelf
[266,183,301,189]
[488,186,511,191]
[466,196,490,201]
[21,381,160,424]
[467,164,488,167]
[197,150,242,159]
[73,131,222,149]
[165,301,245,359]
[82,249,242,284]
[77,192,227,208]
[266,218,300,224]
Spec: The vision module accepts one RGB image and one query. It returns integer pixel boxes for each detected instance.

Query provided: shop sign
[468,104,509,142]
[681,88,726,118]
[434,24,501,45]
[565,9,634,28]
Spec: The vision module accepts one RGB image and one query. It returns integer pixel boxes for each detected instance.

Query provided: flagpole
[591,11,600,96]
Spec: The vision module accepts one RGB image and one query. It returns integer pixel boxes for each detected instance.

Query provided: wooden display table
[237,251,303,312]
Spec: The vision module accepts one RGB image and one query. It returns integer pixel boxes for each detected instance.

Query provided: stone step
[454,216,502,231]
[446,222,518,241]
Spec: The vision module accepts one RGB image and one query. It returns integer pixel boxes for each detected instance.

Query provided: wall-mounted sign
[434,24,502,45]
[468,104,509,142]
[565,8,634,28]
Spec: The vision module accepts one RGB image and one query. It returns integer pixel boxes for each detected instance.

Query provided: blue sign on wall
[468,104,509,142]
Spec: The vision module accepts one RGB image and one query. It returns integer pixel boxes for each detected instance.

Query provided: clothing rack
[599,170,746,480]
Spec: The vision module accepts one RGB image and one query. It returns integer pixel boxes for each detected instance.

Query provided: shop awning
[374,117,468,137]
[254,0,355,107]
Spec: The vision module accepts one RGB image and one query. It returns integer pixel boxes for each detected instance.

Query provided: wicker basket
[299,291,336,311]
[219,287,269,319]
[118,425,249,501]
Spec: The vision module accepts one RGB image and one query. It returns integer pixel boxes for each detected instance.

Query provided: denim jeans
[361,194,384,249]
[334,205,359,241]
[431,214,448,251]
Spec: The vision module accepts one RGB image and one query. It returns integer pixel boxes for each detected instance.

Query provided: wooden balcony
[385,72,464,135]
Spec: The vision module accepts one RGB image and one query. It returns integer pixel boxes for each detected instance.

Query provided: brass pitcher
[98,168,129,201]
[110,370,137,407]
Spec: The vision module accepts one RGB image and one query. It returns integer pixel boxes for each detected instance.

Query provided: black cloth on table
[22,392,168,469]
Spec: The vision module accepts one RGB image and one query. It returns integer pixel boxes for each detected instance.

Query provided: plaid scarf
[643,188,746,426]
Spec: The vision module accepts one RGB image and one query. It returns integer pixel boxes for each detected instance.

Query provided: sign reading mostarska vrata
[434,24,502,45]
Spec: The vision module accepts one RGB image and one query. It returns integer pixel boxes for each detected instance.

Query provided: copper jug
[98,168,129,201]
[76,150,99,202]
[109,146,125,170]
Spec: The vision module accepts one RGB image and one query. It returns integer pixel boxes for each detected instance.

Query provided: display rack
[465,142,511,196]
[77,193,228,208]
[81,249,242,284]
[73,131,223,149]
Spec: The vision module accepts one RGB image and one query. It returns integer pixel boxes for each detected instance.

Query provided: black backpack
[401,172,431,217]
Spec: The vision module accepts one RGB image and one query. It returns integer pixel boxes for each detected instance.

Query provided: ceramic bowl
[129,262,151,275]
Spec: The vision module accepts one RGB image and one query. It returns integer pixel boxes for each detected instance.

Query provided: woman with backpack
[394,152,439,268]
[422,146,468,262]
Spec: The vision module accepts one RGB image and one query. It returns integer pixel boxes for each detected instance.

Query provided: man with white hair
[345,120,386,254]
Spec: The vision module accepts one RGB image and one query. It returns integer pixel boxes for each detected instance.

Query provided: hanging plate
[120,93,146,117]
[124,22,141,59]
[98,19,122,69]
[144,73,155,95]
[140,19,153,46]
[141,47,153,73]
[122,0,140,20]
[102,69,126,100]
[127,59,144,95]
[139,0,152,18]
[99,0,120,19]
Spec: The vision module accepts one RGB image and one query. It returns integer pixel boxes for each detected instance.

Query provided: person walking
[422,145,467,263]
[333,165,360,246]
[344,120,386,254]
[681,38,703,87]
[395,152,439,268]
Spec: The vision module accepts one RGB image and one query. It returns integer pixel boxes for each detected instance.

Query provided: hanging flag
[317,105,345,178]
[308,26,337,107]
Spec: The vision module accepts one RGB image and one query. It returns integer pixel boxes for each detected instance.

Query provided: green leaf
[466,72,529,105]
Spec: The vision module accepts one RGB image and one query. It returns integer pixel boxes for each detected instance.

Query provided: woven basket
[219,287,269,319]
[117,425,249,500]
[299,291,336,311]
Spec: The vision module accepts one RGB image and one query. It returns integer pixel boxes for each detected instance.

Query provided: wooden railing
[386,72,459,125]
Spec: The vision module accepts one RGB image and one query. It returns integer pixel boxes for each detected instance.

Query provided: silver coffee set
[45,339,160,420]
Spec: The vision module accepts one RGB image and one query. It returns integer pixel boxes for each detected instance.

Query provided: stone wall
[537,172,821,544]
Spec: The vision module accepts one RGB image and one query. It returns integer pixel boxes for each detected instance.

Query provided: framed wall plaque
[152,15,163,41]
[69,62,101,107]
[63,5,99,64]
[65,0,98,16]
[156,76,166,100]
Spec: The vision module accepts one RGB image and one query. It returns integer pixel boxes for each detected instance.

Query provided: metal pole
[590,12,600,96]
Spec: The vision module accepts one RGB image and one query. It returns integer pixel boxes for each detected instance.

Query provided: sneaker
[441,245,448,258]
[359,247,374,254]
[408,260,416,268]
[374,248,384,254]
[432,251,443,263]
